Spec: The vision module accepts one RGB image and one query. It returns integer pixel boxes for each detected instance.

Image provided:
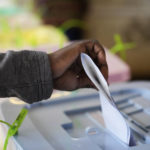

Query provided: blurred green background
[0,0,150,80]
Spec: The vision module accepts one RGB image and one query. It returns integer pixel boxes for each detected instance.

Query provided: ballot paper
[81,53,135,146]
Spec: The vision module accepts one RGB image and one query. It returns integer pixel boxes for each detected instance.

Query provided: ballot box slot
[130,128,146,144]
[117,101,143,115]
[131,120,149,133]
[145,125,150,130]
[130,97,150,109]
[111,90,141,104]
[130,112,150,128]
[126,109,143,116]
[117,103,134,110]
[111,89,140,97]
[65,106,101,116]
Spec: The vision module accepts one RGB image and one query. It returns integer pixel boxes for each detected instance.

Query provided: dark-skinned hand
[48,40,108,91]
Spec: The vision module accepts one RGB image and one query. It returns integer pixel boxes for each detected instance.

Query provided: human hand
[48,40,108,91]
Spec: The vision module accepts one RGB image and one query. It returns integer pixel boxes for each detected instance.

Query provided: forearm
[0,50,53,104]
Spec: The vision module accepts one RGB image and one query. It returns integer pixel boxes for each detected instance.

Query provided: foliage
[110,34,136,60]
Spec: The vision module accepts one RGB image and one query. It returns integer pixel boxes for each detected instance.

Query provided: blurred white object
[106,50,131,83]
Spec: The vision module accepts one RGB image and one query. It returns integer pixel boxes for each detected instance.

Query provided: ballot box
[0,81,150,150]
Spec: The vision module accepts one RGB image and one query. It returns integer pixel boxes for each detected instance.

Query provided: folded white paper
[81,53,133,145]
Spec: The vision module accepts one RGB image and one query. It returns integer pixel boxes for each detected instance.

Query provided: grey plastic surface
[1,81,150,150]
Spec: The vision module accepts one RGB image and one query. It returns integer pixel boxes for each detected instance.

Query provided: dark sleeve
[0,50,53,104]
